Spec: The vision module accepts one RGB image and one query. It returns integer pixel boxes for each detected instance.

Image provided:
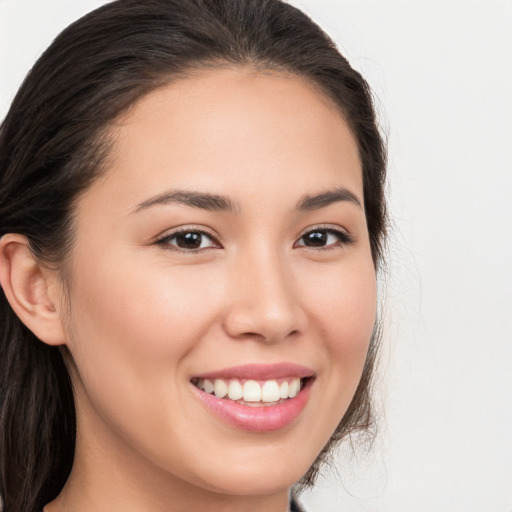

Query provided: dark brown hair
[0,1,387,510]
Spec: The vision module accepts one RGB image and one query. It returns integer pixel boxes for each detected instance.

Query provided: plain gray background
[1,1,511,511]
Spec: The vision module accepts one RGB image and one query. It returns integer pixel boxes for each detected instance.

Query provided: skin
[1,67,376,512]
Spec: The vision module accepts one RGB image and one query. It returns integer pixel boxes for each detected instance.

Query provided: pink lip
[193,363,315,381]
[190,364,315,432]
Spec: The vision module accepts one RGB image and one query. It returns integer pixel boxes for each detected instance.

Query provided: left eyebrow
[296,187,362,210]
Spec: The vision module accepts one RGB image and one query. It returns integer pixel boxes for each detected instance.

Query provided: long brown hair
[0,1,387,510]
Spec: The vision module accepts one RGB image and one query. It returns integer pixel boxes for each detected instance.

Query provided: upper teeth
[194,377,302,402]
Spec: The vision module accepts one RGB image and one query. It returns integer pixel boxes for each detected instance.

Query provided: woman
[0,1,387,511]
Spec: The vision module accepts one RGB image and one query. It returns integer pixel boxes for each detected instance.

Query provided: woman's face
[61,68,376,498]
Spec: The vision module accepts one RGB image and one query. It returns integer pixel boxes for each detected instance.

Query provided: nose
[222,248,308,343]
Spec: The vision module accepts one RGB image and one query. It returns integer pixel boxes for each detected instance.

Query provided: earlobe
[0,233,66,346]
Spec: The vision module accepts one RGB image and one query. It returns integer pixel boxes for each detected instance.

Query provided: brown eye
[302,231,329,247]
[175,232,205,249]
[296,228,352,248]
[158,230,219,251]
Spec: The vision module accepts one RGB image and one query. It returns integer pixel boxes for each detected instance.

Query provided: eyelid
[294,224,354,249]
[153,223,353,252]
[155,225,222,251]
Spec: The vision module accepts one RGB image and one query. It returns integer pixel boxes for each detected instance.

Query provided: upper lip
[192,363,315,381]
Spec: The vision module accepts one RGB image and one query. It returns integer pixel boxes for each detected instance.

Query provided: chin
[197,471,300,497]
[183,445,313,497]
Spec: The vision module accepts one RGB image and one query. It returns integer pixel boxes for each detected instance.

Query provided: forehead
[85,67,363,213]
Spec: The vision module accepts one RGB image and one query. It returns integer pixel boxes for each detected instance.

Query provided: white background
[1,1,511,511]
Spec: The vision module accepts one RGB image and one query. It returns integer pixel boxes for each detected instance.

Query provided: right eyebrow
[131,189,240,214]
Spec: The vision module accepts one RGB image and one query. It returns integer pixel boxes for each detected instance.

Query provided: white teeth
[227,380,243,400]
[243,380,261,402]
[279,381,289,399]
[203,379,214,394]
[262,380,281,402]
[214,379,228,398]
[194,377,305,403]
[288,378,300,398]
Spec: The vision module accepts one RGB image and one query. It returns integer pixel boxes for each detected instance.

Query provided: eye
[156,228,220,252]
[295,227,353,249]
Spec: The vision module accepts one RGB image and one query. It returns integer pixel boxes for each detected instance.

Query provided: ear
[0,233,66,346]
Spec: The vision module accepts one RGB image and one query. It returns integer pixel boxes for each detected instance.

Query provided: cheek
[67,256,221,377]
[301,256,377,405]
[64,251,190,410]
[304,257,377,351]
[63,255,226,468]
[280,256,377,464]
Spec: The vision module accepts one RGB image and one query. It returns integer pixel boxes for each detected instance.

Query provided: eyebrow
[296,187,362,210]
[132,190,239,214]
[132,186,362,214]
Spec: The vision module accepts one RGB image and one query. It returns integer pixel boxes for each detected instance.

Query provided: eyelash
[155,227,221,252]
[155,225,354,253]
[294,225,354,250]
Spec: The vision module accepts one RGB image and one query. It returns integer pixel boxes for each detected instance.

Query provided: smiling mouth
[191,377,307,407]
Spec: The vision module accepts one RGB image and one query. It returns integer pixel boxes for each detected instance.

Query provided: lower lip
[191,379,313,432]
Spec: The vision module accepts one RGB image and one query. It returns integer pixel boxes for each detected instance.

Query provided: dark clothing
[290,492,307,512]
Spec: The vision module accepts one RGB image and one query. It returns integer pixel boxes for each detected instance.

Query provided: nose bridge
[224,244,306,342]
